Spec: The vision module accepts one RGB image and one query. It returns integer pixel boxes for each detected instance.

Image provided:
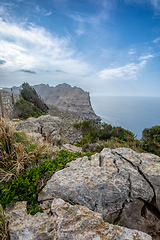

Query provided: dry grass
[0,117,30,182]
[0,118,53,183]
[0,204,8,240]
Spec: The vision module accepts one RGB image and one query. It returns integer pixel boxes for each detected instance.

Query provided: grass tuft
[0,204,8,240]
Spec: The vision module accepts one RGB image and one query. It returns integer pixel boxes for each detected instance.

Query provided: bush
[14,98,45,120]
[74,120,136,147]
[21,82,48,113]
[141,125,160,156]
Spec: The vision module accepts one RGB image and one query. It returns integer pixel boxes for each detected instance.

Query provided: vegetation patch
[74,120,142,152]
[21,82,48,113]
[0,204,8,240]
[0,118,49,182]
[14,98,45,120]
[141,125,160,156]
[0,149,93,215]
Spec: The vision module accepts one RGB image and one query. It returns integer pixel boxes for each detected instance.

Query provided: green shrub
[74,120,137,148]
[14,98,45,120]
[21,83,48,113]
[141,125,160,156]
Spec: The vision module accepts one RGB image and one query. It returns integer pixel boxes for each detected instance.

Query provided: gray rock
[13,115,62,145]
[34,83,101,121]
[5,200,151,240]
[39,148,160,239]
[13,114,82,145]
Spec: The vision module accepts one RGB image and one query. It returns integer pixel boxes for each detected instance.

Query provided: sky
[0,0,160,96]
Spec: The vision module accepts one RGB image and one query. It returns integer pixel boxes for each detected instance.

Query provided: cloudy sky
[0,0,160,96]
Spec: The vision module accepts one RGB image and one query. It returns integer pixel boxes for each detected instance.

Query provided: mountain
[33,83,101,121]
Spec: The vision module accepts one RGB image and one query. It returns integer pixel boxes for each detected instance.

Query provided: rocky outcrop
[33,83,101,121]
[13,115,62,145]
[0,90,20,118]
[13,115,82,145]
[5,200,151,240]
[39,148,160,239]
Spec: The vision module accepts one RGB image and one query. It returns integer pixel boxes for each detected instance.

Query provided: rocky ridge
[3,83,100,121]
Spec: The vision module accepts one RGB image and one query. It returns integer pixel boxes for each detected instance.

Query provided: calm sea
[91,96,160,140]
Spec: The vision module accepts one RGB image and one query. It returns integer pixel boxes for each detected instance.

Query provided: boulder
[12,114,82,145]
[39,148,160,239]
[5,200,151,240]
[13,115,62,145]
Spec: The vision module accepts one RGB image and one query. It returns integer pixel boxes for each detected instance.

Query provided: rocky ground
[4,146,160,239]
[12,114,82,146]
[3,113,160,239]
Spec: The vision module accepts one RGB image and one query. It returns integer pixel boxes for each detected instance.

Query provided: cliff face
[33,83,101,121]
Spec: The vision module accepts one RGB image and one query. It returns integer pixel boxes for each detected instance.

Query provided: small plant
[0,204,8,240]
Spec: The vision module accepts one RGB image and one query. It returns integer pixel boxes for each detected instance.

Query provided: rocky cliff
[33,83,101,121]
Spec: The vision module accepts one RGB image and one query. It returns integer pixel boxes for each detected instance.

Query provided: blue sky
[0,0,160,96]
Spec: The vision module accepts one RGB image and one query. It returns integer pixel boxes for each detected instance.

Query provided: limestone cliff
[33,83,101,121]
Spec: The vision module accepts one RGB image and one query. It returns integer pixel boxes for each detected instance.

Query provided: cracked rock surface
[5,200,152,240]
[39,148,160,239]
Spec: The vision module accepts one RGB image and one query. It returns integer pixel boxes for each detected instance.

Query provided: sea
[91,96,160,140]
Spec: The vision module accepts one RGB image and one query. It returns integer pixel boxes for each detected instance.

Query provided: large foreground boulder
[39,148,160,239]
[5,200,151,240]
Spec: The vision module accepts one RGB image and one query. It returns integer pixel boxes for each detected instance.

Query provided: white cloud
[153,37,160,43]
[138,54,154,60]
[98,60,147,80]
[128,49,135,55]
[0,18,89,75]
[35,6,52,16]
